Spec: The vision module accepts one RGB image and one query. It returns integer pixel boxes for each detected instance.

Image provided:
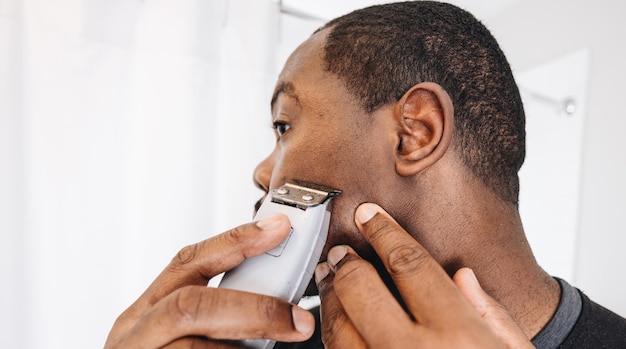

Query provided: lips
[253,196,266,216]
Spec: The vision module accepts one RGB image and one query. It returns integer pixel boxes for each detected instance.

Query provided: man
[106,1,626,348]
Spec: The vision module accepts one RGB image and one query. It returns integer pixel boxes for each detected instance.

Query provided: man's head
[254,1,526,268]
[319,1,526,205]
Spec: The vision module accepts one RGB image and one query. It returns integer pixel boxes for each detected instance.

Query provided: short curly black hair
[320,1,525,205]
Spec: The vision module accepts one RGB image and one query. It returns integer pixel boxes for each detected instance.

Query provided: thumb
[453,268,535,349]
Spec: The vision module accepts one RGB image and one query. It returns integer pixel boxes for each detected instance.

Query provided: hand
[105,214,315,349]
[314,203,534,349]
[453,268,534,348]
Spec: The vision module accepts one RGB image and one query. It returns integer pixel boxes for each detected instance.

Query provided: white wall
[517,49,590,286]
[488,0,626,316]
[0,1,278,348]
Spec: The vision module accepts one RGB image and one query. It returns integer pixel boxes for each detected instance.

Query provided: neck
[396,169,560,339]
[462,223,560,338]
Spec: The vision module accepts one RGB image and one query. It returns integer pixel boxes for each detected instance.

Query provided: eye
[273,121,291,137]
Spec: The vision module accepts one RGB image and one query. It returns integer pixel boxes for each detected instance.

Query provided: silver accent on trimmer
[271,182,340,209]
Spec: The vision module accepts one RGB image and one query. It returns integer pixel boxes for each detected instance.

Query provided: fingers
[161,337,240,349]
[314,203,532,349]
[315,246,411,348]
[114,286,314,348]
[107,214,292,345]
[315,262,367,348]
[153,214,292,302]
[454,268,534,349]
[354,203,472,323]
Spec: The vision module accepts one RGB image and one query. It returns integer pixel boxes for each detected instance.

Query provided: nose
[253,151,275,193]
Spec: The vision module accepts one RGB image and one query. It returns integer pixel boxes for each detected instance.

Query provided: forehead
[271,30,335,112]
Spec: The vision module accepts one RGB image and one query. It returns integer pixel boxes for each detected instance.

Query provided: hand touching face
[315,203,534,349]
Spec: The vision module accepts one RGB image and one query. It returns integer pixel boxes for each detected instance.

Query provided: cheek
[269,139,342,189]
[266,124,385,258]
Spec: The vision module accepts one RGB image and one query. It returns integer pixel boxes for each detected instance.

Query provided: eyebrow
[270,81,300,112]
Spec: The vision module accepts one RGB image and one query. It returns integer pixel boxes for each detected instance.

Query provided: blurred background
[1,0,624,347]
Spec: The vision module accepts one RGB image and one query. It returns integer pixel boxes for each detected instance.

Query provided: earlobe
[395,82,454,177]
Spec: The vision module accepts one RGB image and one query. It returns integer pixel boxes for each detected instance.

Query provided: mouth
[253,196,265,215]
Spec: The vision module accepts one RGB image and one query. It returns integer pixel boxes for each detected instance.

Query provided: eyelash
[272,121,291,137]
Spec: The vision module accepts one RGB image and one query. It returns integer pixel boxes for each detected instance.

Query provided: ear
[395,82,454,177]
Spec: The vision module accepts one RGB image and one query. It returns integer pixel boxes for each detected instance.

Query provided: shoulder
[559,291,626,348]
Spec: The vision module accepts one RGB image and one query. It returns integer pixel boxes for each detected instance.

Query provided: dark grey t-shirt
[531,278,582,348]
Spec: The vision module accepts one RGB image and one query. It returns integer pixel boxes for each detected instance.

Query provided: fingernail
[256,214,284,230]
[327,246,347,268]
[292,306,314,335]
[355,203,380,224]
[315,263,330,284]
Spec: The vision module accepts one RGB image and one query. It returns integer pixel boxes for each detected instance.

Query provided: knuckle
[168,224,251,274]
[256,296,283,323]
[219,225,248,249]
[333,257,369,285]
[168,286,213,328]
[387,245,431,276]
[243,296,286,340]
[172,243,200,267]
[364,217,396,244]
